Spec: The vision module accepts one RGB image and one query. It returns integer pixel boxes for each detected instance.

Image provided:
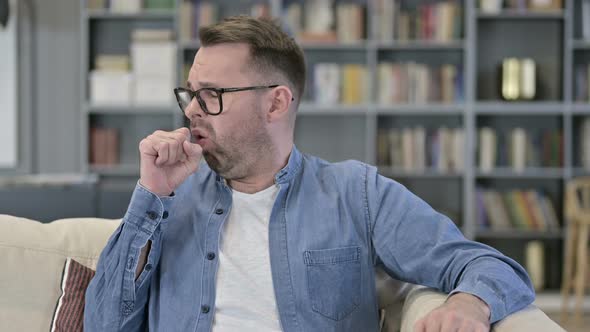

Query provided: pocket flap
[303,246,360,265]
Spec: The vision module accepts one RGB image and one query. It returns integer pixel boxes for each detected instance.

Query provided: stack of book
[312,63,368,105]
[284,0,365,43]
[375,0,462,42]
[377,126,464,173]
[89,127,119,166]
[131,29,176,106]
[90,55,132,105]
[87,0,175,12]
[476,188,560,231]
[378,62,463,104]
[478,127,563,172]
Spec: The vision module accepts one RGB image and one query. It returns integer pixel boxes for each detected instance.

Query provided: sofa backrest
[0,214,120,331]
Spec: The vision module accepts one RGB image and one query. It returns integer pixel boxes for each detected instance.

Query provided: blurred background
[1,0,589,328]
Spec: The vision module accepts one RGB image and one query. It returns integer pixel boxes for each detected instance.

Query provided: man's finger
[425,313,442,332]
[414,318,426,332]
[155,141,169,166]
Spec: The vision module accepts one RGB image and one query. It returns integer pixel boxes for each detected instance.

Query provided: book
[89,128,119,165]
[479,127,497,172]
[510,127,527,172]
[525,241,545,291]
[94,55,130,71]
[502,58,520,100]
[313,63,340,105]
[89,71,133,106]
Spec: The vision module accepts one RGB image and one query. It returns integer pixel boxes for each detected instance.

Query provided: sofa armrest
[398,287,565,332]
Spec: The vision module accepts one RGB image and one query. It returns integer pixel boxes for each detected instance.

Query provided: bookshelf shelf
[378,167,463,179]
[475,229,564,240]
[571,103,590,113]
[299,42,369,51]
[476,168,564,179]
[375,104,464,115]
[86,10,175,20]
[87,104,176,115]
[375,40,465,51]
[298,103,371,115]
[475,102,565,114]
[477,10,565,20]
[90,164,140,176]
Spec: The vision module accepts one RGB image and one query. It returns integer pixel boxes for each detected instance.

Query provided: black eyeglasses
[174,85,293,116]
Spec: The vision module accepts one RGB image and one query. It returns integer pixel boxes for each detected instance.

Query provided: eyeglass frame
[174,85,295,116]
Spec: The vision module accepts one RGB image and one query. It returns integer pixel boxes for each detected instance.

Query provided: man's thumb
[183,140,202,157]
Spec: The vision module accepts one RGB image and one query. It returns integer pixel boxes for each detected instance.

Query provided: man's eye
[205,90,219,98]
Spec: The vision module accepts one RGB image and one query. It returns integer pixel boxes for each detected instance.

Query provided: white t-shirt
[212,184,282,332]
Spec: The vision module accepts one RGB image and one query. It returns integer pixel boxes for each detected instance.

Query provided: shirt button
[206,252,216,260]
[215,208,224,215]
[162,211,169,219]
[145,264,152,271]
[146,211,158,220]
[201,305,210,314]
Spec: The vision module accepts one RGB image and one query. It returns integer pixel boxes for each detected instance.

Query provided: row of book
[376,0,463,42]
[481,0,562,12]
[179,1,271,41]
[312,64,368,105]
[90,29,176,106]
[378,62,463,104]
[87,0,175,11]
[478,127,563,172]
[284,0,365,43]
[476,188,560,231]
[89,128,119,165]
[377,127,464,172]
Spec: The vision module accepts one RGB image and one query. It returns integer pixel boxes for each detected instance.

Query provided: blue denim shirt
[84,146,535,332]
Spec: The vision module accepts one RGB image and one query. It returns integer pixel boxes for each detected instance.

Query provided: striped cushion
[50,258,95,332]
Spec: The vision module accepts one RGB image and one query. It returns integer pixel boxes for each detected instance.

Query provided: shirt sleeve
[365,166,535,323]
[84,182,175,331]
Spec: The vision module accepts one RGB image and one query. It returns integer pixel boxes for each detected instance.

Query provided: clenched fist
[139,127,203,196]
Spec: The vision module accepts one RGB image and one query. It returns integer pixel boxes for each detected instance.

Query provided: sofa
[0,214,565,331]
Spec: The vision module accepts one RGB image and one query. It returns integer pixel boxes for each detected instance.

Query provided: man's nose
[184,97,206,119]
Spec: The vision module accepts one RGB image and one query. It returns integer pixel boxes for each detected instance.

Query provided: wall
[0,0,18,168]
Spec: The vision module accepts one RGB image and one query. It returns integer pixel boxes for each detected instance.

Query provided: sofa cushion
[50,258,96,332]
[0,214,120,332]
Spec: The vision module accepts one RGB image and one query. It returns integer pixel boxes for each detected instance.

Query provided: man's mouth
[191,129,209,145]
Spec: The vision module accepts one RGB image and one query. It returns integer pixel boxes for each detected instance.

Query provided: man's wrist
[138,179,173,197]
[447,292,491,320]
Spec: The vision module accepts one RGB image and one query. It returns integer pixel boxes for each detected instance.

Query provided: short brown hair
[199,15,306,104]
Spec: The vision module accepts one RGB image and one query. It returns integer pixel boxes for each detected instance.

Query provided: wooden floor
[546,312,590,332]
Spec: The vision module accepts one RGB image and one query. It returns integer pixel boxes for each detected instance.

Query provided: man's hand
[414,292,491,332]
[139,127,203,196]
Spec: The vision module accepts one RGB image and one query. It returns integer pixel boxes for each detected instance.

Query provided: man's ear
[267,86,293,122]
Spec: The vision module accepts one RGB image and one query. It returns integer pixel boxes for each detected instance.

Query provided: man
[84,16,534,332]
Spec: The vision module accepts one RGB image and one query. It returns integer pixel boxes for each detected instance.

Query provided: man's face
[185,43,273,179]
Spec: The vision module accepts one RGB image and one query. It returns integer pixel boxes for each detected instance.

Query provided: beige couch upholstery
[0,214,565,332]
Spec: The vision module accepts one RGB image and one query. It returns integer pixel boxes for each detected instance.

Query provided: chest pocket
[303,246,361,321]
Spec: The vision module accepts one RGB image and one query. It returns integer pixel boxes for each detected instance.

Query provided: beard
[192,105,274,180]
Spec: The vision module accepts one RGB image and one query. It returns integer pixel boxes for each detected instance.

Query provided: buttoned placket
[196,180,232,331]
